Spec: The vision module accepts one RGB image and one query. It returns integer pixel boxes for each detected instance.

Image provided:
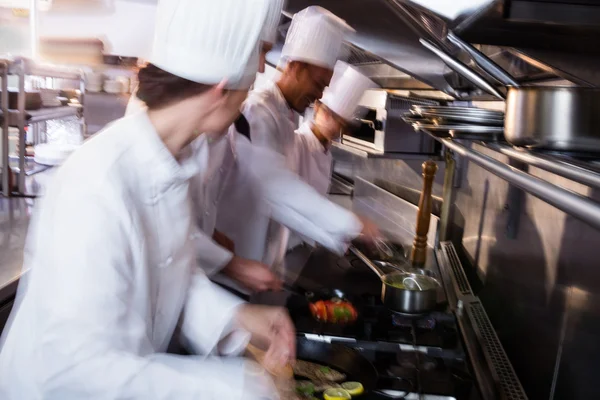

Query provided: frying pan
[296,337,411,399]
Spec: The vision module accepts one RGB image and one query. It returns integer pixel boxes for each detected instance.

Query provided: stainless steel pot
[380,271,440,315]
[504,87,600,153]
[351,246,440,314]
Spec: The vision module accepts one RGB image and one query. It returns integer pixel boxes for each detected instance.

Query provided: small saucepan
[351,246,441,315]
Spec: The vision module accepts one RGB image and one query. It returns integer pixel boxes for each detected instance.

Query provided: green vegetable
[296,382,316,396]
[319,366,331,373]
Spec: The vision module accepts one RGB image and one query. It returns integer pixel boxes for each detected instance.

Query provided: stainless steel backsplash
[335,142,600,399]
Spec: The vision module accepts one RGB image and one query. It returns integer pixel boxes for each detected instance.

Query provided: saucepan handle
[349,245,385,279]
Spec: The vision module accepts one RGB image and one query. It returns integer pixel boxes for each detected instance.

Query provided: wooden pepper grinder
[410,160,438,267]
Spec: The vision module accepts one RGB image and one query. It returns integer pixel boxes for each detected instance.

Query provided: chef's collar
[130,111,204,198]
[270,80,297,123]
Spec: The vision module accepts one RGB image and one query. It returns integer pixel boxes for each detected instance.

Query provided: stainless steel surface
[421,112,504,126]
[1,60,9,196]
[428,133,600,232]
[437,242,474,300]
[415,123,503,135]
[486,143,600,190]
[419,38,505,100]
[4,58,86,196]
[504,87,600,153]
[446,31,519,87]
[343,91,440,155]
[466,300,528,400]
[411,105,504,118]
[353,177,440,247]
[435,242,528,400]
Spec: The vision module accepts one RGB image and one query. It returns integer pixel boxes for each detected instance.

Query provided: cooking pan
[350,246,440,315]
[446,31,600,153]
[296,336,412,398]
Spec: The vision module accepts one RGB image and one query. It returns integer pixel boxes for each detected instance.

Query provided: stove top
[324,344,474,400]
[288,293,460,355]
[287,293,476,399]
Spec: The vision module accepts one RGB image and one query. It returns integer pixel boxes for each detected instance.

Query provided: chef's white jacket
[126,93,235,277]
[0,111,277,399]
[213,127,361,292]
[287,122,334,249]
[126,92,361,284]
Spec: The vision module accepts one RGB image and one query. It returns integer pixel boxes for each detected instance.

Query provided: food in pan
[293,360,347,382]
[295,381,316,397]
[384,274,439,291]
[308,298,357,324]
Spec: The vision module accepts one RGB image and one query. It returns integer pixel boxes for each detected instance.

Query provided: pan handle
[446,31,519,87]
[419,38,506,100]
[349,245,386,279]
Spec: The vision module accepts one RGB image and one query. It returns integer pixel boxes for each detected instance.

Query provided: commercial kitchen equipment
[0,57,85,197]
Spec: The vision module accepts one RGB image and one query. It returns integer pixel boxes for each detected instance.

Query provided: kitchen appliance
[341,90,441,155]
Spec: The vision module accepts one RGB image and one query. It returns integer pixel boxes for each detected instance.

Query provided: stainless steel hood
[277,0,600,95]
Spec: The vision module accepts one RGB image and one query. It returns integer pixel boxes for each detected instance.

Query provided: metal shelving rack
[0,57,85,197]
[421,130,600,232]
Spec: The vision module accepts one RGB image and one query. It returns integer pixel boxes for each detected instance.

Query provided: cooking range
[286,275,477,399]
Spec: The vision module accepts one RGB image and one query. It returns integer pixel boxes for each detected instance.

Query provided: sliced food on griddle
[293,360,346,382]
[312,381,342,392]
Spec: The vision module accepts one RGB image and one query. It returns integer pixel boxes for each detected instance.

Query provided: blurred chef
[217,6,379,275]
[295,61,376,195]
[126,2,378,296]
[0,1,295,399]
[123,0,288,294]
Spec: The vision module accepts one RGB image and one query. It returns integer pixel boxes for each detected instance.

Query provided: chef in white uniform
[295,61,376,195]
[287,62,376,250]
[218,6,372,273]
[0,1,295,399]
[123,0,288,294]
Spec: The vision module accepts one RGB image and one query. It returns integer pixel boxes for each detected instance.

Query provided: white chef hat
[261,0,286,44]
[280,6,354,70]
[150,0,271,89]
[320,61,377,122]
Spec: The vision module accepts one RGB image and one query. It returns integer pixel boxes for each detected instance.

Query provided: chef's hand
[223,256,283,292]
[237,304,296,372]
[213,230,235,253]
[356,215,381,243]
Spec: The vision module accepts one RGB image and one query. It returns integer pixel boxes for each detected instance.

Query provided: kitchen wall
[446,143,600,400]
[333,138,600,399]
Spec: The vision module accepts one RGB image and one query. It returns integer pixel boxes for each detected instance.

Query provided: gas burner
[392,313,436,329]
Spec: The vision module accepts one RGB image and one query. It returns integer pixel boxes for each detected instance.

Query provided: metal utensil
[419,38,505,100]
[446,31,519,87]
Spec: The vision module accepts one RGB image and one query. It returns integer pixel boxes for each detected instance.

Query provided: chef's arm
[180,269,251,356]
[236,135,363,254]
[36,192,259,399]
[195,231,234,276]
